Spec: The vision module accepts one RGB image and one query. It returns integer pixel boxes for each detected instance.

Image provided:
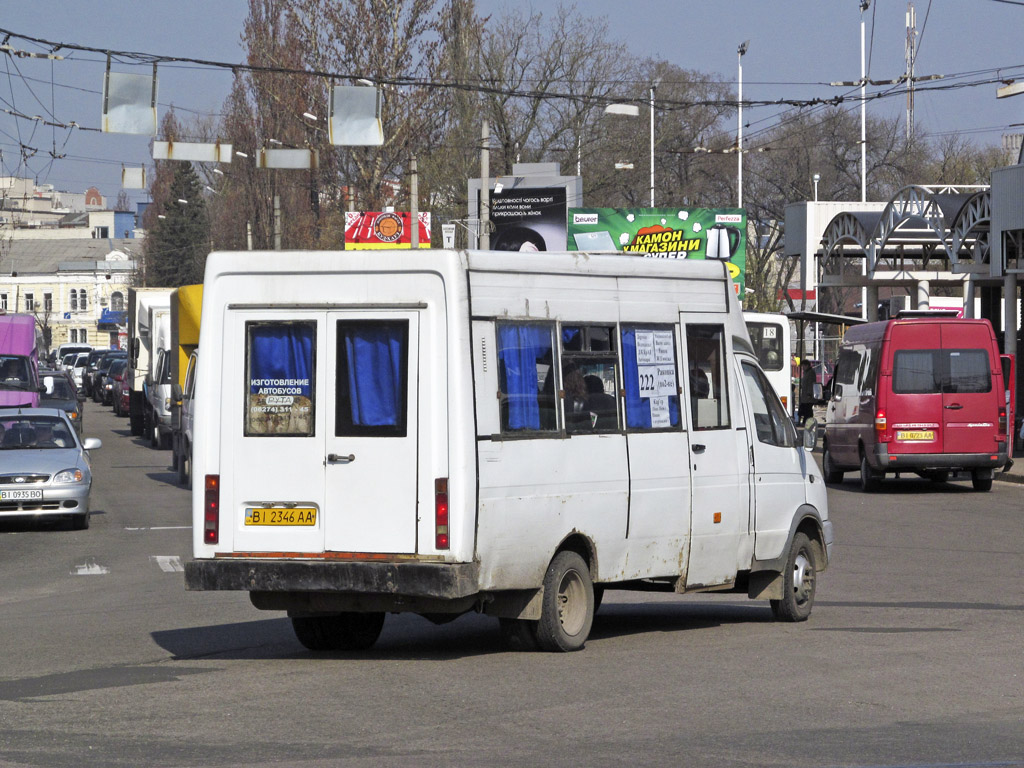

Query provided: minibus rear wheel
[536,551,595,652]
[770,532,816,622]
[291,612,385,651]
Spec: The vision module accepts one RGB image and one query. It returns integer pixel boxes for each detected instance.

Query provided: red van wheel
[859,454,881,492]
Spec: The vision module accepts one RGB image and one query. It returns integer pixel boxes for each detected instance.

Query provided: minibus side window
[496,323,558,434]
[620,326,681,430]
[335,320,409,437]
[561,325,621,433]
[244,321,316,437]
[835,348,861,387]
[686,325,731,430]
[741,361,796,447]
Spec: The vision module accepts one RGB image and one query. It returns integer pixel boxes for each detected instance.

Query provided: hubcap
[557,568,587,637]
[792,552,814,605]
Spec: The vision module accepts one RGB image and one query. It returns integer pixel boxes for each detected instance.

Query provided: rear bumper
[184,558,481,600]
[873,445,1008,471]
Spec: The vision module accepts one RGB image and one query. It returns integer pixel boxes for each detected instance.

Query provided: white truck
[184,250,832,653]
[126,288,172,440]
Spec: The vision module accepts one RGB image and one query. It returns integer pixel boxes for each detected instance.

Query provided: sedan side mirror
[82,437,102,451]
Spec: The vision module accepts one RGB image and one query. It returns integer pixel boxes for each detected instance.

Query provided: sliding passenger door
[681,318,749,588]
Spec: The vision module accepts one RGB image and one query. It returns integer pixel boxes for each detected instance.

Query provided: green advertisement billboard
[568,208,747,297]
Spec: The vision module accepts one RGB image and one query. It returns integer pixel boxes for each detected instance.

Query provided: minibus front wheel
[770,532,816,622]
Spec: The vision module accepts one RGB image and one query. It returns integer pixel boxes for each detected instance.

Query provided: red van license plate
[897,430,935,441]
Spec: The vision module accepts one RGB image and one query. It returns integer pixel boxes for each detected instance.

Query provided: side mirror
[43,376,54,394]
[802,416,818,452]
[82,437,102,451]
[833,383,843,399]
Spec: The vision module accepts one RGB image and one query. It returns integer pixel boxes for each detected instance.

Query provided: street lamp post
[738,41,749,209]
[649,85,656,207]
[813,173,820,201]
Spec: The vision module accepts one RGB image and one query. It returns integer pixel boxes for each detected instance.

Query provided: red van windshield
[892,349,991,394]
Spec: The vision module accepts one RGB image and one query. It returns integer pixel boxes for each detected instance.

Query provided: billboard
[345,211,431,249]
[568,208,747,296]
[489,187,567,251]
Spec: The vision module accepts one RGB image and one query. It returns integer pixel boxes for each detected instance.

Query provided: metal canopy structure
[820,185,991,278]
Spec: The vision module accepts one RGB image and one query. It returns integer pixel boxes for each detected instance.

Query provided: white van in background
[184,250,833,653]
[744,311,793,413]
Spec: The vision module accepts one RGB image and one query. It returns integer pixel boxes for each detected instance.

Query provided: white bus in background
[184,250,832,653]
[743,312,793,413]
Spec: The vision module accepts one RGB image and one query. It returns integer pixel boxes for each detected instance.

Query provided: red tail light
[204,475,219,545]
[435,478,449,550]
[998,407,1007,436]
[875,410,892,443]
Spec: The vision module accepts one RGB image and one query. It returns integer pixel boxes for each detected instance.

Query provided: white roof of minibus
[203,249,734,283]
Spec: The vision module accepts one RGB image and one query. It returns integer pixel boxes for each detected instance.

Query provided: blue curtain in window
[621,328,680,429]
[249,323,314,399]
[498,325,551,430]
[344,325,404,426]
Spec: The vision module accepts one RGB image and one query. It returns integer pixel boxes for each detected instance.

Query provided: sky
[1,0,1023,207]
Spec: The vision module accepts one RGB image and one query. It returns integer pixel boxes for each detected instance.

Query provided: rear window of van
[892,349,990,394]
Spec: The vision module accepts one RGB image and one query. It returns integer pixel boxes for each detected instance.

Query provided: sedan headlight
[53,468,85,484]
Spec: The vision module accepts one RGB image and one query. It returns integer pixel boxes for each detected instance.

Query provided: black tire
[859,453,881,493]
[593,585,605,614]
[71,512,90,531]
[176,449,188,486]
[291,612,385,651]
[769,532,816,622]
[129,405,143,435]
[822,443,844,484]
[535,551,594,652]
[498,618,539,651]
[971,470,993,492]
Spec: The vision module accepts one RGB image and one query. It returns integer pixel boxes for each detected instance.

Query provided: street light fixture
[738,40,749,209]
[813,173,820,201]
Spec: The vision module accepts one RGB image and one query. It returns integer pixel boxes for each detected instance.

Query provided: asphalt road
[0,402,1022,768]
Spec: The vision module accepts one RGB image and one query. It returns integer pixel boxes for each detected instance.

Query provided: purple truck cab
[0,313,42,407]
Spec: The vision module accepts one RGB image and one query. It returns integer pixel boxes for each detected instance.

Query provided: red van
[821,317,1011,492]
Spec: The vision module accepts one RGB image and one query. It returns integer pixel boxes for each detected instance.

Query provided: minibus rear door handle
[944,403,963,410]
[327,453,356,464]
[692,444,706,454]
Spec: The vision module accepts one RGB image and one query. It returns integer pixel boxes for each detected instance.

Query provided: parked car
[98,359,127,406]
[38,369,85,433]
[69,352,90,392]
[112,363,131,417]
[91,352,127,403]
[0,407,100,530]
[84,350,123,399]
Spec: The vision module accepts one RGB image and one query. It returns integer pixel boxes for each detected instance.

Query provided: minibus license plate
[0,489,43,501]
[245,508,317,526]
[897,430,935,441]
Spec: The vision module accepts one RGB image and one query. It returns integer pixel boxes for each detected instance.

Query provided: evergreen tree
[144,162,210,287]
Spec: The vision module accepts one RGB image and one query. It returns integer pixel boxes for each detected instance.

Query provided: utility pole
[273,194,282,251]
[905,1,917,142]
[480,121,490,250]
[410,156,419,250]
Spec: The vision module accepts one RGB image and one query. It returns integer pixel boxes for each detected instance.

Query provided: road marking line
[71,559,110,576]
[151,556,184,573]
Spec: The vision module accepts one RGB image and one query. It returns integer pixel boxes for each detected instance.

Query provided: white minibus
[185,250,832,652]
